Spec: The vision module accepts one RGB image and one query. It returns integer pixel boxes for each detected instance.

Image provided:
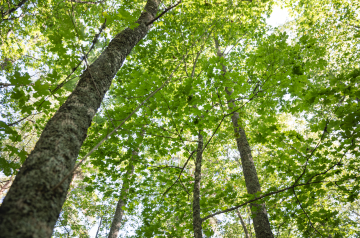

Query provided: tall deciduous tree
[0,0,359,237]
[0,0,160,237]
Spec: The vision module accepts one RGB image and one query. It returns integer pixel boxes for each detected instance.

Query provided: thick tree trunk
[108,153,135,238]
[0,1,160,237]
[215,39,274,238]
[236,209,250,238]
[193,132,203,238]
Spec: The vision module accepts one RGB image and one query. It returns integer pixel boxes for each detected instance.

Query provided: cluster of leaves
[1,0,359,237]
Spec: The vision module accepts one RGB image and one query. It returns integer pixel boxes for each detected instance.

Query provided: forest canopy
[0,0,359,237]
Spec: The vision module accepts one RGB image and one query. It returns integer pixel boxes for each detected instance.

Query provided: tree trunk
[0,1,160,237]
[95,216,103,238]
[193,132,203,238]
[0,175,13,198]
[209,217,221,237]
[236,209,250,238]
[215,39,274,238]
[108,153,135,238]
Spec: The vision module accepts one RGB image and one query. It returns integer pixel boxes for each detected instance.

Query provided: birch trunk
[236,209,251,238]
[193,132,203,238]
[0,1,160,237]
[215,39,274,238]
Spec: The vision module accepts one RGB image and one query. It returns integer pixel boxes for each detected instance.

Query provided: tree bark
[95,216,103,238]
[193,132,203,238]
[0,176,13,198]
[0,1,160,237]
[236,209,250,238]
[107,153,135,238]
[215,39,274,238]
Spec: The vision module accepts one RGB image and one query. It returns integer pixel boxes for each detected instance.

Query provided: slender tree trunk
[215,39,274,238]
[0,1,160,237]
[209,217,221,237]
[236,209,250,238]
[95,216,103,238]
[108,129,145,237]
[0,175,13,198]
[108,153,135,238]
[193,132,203,238]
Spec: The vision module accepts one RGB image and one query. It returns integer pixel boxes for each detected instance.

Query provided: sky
[266,5,292,28]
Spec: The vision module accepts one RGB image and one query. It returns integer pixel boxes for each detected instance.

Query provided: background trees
[0,0,359,237]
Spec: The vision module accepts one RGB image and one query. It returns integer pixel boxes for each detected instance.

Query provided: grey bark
[193,132,203,238]
[0,1,160,237]
[236,209,250,238]
[95,216,103,238]
[108,153,135,238]
[215,39,274,238]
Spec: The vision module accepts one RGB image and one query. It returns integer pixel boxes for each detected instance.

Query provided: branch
[68,0,104,4]
[150,165,182,170]
[0,82,34,88]
[1,0,28,20]
[179,177,190,200]
[293,119,330,185]
[202,115,225,153]
[3,112,43,127]
[350,24,360,30]
[146,0,182,26]
[37,19,107,109]
[293,187,323,237]
[162,150,195,196]
[201,176,360,221]
[306,144,353,184]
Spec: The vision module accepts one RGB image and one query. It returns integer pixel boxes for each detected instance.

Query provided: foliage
[0,0,359,237]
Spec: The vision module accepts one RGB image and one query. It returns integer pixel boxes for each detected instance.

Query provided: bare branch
[201,176,360,221]
[293,188,323,237]
[146,0,182,26]
[68,0,104,4]
[162,150,195,196]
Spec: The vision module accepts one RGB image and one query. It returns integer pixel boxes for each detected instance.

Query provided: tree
[1,0,359,237]
[0,0,161,237]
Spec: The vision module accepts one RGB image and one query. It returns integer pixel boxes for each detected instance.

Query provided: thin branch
[179,177,190,200]
[293,119,330,185]
[350,24,360,30]
[306,144,353,184]
[151,165,182,170]
[37,19,107,109]
[1,0,27,20]
[162,150,195,196]
[146,0,182,26]
[202,115,225,153]
[68,0,104,4]
[201,176,360,221]
[3,112,43,127]
[293,188,323,237]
